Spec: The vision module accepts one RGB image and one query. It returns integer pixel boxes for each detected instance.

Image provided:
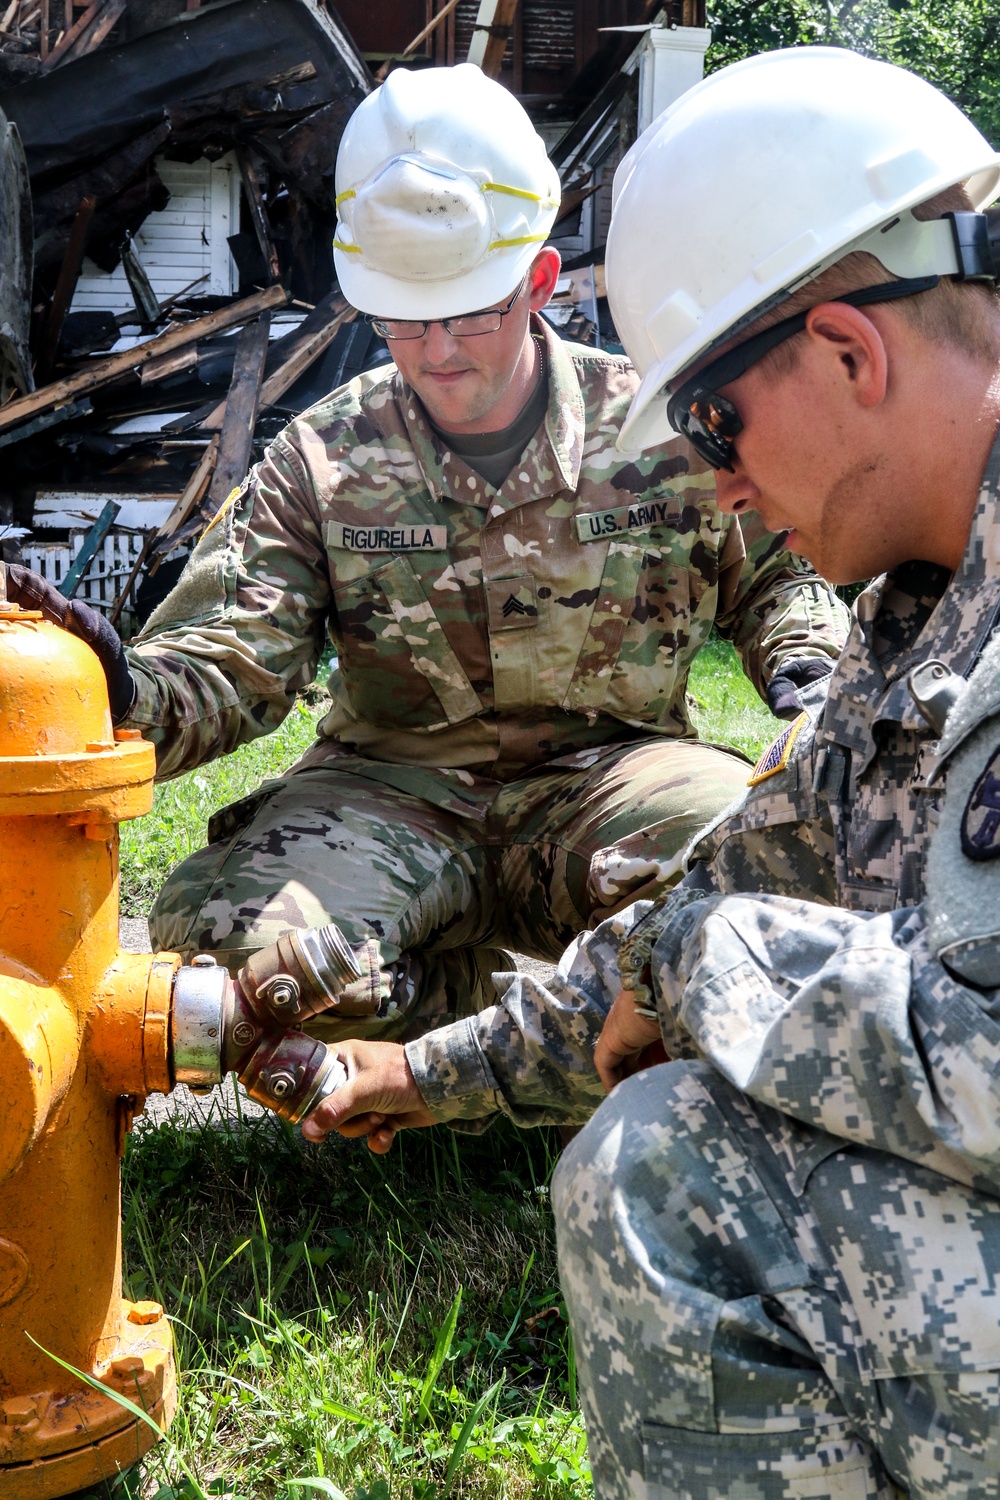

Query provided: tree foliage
[705,0,1000,147]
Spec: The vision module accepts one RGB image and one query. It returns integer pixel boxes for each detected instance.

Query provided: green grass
[104,642,778,1498]
[112,1110,583,1500]
[686,634,781,762]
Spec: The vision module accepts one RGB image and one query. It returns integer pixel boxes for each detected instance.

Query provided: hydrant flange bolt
[0,1399,37,1428]
[258,974,300,1010]
[266,1069,298,1099]
[128,1300,163,1326]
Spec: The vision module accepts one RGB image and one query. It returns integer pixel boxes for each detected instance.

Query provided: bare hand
[301,1039,437,1154]
[594,988,663,1092]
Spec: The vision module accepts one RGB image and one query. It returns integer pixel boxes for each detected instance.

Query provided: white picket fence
[21,531,145,632]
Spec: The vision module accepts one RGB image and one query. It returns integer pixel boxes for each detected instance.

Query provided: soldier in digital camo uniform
[300,46,1000,1500]
[6,64,845,1042]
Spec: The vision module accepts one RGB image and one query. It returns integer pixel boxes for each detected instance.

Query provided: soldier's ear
[529,248,562,313]
[803,302,888,410]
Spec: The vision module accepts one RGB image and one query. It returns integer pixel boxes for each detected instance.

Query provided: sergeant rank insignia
[747,712,807,787]
[961,746,1000,860]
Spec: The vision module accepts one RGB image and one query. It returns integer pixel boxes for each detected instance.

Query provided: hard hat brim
[336,241,548,323]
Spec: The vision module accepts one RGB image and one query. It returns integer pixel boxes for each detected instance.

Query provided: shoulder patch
[202,481,246,539]
[961,745,1000,860]
[747,712,807,787]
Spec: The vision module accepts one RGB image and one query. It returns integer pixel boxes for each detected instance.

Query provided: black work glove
[4,564,136,722]
[765,658,834,720]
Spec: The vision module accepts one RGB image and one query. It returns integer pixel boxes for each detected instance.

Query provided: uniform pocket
[642,1420,882,1499]
[333,556,483,730]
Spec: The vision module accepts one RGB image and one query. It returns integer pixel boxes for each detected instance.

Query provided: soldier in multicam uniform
[301,46,1000,1500]
[6,64,845,1042]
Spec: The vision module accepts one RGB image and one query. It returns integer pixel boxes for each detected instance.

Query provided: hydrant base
[0,1303,176,1499]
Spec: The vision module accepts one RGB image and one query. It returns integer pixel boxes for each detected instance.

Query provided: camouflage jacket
[408,429,1000,1195]
[124,317,846,793]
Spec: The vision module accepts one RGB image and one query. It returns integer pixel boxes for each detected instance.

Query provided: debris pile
[0,0,384,633]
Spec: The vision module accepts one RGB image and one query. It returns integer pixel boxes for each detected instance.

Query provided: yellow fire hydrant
[0,596,358,1498]
[0,600,178,1498]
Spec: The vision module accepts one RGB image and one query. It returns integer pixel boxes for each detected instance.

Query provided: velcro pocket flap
[371,555,483,726]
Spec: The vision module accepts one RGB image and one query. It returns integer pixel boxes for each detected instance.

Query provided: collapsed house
[0,0,706,635]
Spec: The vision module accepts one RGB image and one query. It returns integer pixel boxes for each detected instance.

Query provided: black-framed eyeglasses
[666,275,941,472]
[367,277,528,341]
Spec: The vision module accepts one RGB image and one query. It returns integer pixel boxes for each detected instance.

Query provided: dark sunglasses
[666,275,941,471]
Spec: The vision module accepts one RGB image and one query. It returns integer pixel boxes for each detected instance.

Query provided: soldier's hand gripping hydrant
[0,599,356,1499]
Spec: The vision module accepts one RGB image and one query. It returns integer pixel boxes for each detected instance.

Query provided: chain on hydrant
[0,597,364,1497]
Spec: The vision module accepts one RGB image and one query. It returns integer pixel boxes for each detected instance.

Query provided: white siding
[71,154,241,314]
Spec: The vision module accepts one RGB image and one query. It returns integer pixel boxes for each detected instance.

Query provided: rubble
[0,0,379,633]
[0,0,701,635]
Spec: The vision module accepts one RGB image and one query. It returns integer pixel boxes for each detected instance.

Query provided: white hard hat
[334,63,561,320]
[607,47,1000,454]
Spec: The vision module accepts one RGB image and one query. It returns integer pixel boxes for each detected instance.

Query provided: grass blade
[288,1481,349,1499]
[417,1287,462,1425]
[441,1375,505,1495]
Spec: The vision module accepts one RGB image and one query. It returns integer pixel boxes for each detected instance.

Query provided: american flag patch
[747,712,807,787]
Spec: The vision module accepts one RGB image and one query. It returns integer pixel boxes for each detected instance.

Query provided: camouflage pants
[150,738,747,1040]
[554,1062,1000,1499]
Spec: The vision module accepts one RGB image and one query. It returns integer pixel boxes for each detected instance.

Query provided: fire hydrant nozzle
[240,921,363,1026]
[168,949,349,1124]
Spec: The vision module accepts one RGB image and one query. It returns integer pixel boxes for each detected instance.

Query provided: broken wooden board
[57,497,120,597]
[205,311,270,513]
[0,282,289,433]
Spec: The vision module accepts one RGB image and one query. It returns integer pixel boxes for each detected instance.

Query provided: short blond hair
[752,184,1000,380]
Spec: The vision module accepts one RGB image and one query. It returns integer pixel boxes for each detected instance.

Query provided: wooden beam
[0,397,91,450]
[0,396,91,447]
[150,437,219,553]
[375,0,464,80]
[139,345,198,385]
[237,149,281,285]
[109,441,218,625]
[42,0,120,68]
[467,0,519,77]
[196,302,355,431]
[121,231,161,328]
[66,0,124,61]
[108,532,153,628]
[41,0,94,63]
[0,284,290,435]
[35,194,96,383]
[204,314,271,515]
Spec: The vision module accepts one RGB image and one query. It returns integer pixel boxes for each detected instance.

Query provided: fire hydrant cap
[0,612,111,756]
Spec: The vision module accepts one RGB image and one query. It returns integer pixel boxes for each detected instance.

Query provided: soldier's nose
[713,463,757,515]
